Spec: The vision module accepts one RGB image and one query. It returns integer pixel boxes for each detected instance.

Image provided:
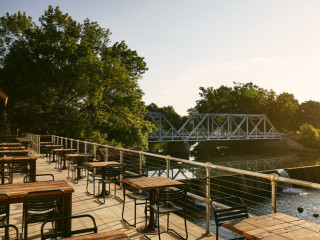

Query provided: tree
[146,103,189,156]
[189,82,299,132]
[299,123,320,148]
[268,93,299,132]
[297,101,320,129]
[188,82,277,115]
[0,6,151,148]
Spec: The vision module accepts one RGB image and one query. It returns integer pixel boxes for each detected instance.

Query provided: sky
[1,0,320,116]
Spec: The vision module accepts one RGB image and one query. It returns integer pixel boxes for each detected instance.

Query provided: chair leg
[122,196,137,227]
[96,180,106,204]
[184,212,188,240]
[24,222,28,240]
[167,211,188,240]
[216,226,219,240]
[86,170,94,195]
[134,199,137,227]
[157,212,161,240]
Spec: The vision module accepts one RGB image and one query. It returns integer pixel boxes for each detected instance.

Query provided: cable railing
[26,133,320,237]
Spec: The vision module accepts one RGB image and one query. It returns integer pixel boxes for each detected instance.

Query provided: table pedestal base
[137,225,165,235]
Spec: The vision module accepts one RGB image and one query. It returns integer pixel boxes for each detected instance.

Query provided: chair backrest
[211,196,248,227]
[0,194,10,223]
[96,148,107,161]
[104,166,123,180]
[11,157,29,172]
[24,190,64,213]
[41,214,97,240]
[23,174,55,183]
[156,184,188,206]
[124,168,147,178]
[0,224,20,240]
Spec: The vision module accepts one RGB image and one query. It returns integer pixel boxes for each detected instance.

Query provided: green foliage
[0,6,151,148]
[299,123,320,148]
[146,103,188,155]
[147,103,187,129]
[189,82,299,132]
[298,101,320,129]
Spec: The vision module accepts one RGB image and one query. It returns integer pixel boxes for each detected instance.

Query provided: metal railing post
[205,163,212,236]
[166,155,170,178]
[38,135,40,153]
[120,148,124,188]
[104,146,108,162]
[84,142,87,153]
[270,173,278,213]
[139,151,143,175]
[120,147,123,164]
[94,143,96,159]
[76,141,79,153]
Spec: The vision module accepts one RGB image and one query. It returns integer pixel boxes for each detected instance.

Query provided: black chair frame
[145,184,188,240]
[0,194,10,239]
[40,214,97,240]
[23,173,55,183]
[0,224,20,240]
[211,196,249,240]
[22,189,64,240]
[96,166,123,204]
[0,163,10,184]
[9,159,30,184]
[122,168,149,227]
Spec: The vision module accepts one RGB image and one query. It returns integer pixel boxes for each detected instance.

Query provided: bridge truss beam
[146,112,281,142]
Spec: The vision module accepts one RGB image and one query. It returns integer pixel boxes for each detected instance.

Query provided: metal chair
[96,166,123,204]
[122,169,149,227]
[85,161,103,196]
[9,159,30,183]
[22,189,64,239]
[23,173,55,183]
[0,163,10,184]
[0,224,20,240]
[40,214,97,239]
[211,196,249,240]
[70,156,91,184]
[0,194,10,239]
[145,184,188,240]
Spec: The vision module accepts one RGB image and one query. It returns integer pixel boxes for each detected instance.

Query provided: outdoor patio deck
[6,153,222,239]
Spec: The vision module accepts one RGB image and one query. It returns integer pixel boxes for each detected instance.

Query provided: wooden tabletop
[44,144,63,148]
[0,150,29,154]
[65,153,94,158]
[0,156,37,161]
[61,230,131,240]
[223,212,320,240]
[84,161,124,168]
[0,146,26,150]
[16,138,33,142]
[121,176,184,191]
[0,180,74,203]
[0,143,22,146]
[40,142,54,145]
[53,148,76,152]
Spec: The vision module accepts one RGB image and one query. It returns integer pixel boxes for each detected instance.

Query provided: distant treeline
[147,82,320,157]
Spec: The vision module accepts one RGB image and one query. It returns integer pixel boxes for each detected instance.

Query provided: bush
[299,124,320,148]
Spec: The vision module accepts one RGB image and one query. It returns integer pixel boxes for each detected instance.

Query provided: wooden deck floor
[5,153,222,240]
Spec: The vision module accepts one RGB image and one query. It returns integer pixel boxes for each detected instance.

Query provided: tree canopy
[188,82,300,132]
[0,6,151,148]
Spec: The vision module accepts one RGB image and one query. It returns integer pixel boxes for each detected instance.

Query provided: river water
[191,150,320,238]
[196,149,320,171]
